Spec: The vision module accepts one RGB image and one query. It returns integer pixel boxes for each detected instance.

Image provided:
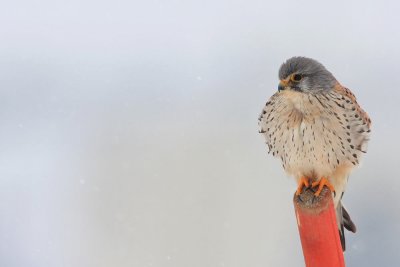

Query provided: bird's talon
[311,177,335,196]
[295,177,310,196]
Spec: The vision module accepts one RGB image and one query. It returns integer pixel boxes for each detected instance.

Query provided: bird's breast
[259,90,362,178]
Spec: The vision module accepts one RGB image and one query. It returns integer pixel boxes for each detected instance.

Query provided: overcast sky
[1,0,400,266]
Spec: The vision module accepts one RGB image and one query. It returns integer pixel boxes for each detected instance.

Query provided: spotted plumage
[258,57,371,250]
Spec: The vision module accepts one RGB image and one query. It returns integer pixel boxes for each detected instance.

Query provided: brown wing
[334,84,372,128]
[333,83,372,154]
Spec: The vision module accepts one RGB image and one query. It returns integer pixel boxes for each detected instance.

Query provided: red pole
[293,187,345,267]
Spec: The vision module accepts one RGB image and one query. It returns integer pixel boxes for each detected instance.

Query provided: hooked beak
[278,79,289,92]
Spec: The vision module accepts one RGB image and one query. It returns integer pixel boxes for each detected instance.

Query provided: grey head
[278,57,337,93]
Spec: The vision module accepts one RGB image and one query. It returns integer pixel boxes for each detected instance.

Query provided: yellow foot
[311,177,335,196]
[295,177,310,196]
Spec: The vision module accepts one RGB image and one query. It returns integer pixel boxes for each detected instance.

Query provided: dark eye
[291,74,302,82]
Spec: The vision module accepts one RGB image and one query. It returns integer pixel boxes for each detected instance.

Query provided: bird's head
[278,57,337,93]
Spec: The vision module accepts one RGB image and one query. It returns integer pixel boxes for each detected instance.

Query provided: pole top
[294,186,332,215]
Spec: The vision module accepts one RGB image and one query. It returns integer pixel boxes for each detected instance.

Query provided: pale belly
[281,119,347,179]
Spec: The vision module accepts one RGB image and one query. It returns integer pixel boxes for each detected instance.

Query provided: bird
[258,57,371,250]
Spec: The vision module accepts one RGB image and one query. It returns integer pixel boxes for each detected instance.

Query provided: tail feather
[336,201,356,251]
[342,205,357,233]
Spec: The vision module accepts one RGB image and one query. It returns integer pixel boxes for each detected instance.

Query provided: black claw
[311,195,317,204]
[297,195,304,203]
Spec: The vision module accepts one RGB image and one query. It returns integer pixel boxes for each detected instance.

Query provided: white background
[1,0,399,266]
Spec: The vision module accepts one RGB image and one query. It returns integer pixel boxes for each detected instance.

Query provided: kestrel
[258,57,371,250]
